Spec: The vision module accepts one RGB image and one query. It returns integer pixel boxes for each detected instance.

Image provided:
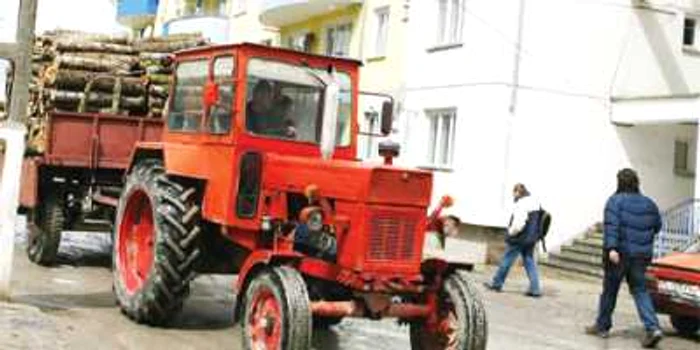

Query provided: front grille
[367,211,419,261]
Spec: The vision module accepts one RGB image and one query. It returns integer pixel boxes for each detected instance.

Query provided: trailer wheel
[113,159,202,326]
[670,315,700,337]
[243,266,312,350]
[410,273,488,350]
[27,194,64,266]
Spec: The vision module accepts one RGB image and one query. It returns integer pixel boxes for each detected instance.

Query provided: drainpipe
[0,0,37,300]
[502,0,526,209]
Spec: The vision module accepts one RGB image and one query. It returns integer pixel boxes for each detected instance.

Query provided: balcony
[163,16,230,44]
[260,0,363,27]
[116,0,159,29]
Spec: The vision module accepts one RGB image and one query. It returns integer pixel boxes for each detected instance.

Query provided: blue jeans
[595,256,660,332]
[490,243,541,294]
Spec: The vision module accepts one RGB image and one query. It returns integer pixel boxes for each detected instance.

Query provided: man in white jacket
[484,183,543,297]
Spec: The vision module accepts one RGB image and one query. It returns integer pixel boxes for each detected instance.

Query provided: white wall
[401,0,699,250]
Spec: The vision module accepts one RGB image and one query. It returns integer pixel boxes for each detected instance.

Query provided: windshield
[245,58,352,146]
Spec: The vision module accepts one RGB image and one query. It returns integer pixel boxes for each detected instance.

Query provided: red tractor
[113,43,487,349]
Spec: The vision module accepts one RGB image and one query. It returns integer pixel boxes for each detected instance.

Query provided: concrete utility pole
[0,0,38,300]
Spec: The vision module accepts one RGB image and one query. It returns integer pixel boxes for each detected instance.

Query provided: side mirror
[380,100,393,136]
[203,80,219,107]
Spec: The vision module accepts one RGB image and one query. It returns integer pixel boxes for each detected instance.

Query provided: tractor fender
[421,258,474,278]
[126,143,164,174]
[232,250,304,323]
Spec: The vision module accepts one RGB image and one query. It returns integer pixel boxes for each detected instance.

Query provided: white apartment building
[399,0,700,251]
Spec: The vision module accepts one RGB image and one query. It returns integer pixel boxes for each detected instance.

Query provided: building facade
[400,0,700,251]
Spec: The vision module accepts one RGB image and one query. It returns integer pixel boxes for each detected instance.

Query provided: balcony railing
[261,0,363,27]
[654,199,700,259]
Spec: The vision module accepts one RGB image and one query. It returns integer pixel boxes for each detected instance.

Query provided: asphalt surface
[1,223,698,349]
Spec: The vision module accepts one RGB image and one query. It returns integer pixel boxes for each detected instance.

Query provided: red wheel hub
[248,287,282,350]
[117,190,155,295]
[417,296,460,350]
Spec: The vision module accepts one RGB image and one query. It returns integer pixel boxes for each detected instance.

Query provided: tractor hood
[263,153,433,207]
[653,253,700,274]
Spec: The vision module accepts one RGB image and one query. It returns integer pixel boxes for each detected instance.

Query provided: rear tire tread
[113,160,202,326]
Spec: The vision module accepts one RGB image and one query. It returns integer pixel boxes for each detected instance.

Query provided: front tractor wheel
[410,273,488,350]
[243,266,312,350]
[113,160,202,326]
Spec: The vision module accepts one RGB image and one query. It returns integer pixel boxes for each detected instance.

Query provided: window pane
[375,8,389,56]
[437,0,448,44]
[427,113,438,164]
[209,56,235,134]
[439,113,451,165]
[684,18,696,46]
[450,0,462,43]
[246,59,352,146]
[169,60,207,132]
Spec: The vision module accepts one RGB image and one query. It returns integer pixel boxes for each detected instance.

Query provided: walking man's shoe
[641,329,663,348]
[584,325,610,338]
[482,282,502,292]
[524,291,542,298]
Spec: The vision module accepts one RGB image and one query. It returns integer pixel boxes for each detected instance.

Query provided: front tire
[670,315,700,337]
[27,193,64,266]
[243,266,312,350]
[112,160,202,326]
[410,273,488,350]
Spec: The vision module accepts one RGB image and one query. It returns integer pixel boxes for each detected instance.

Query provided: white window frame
[424,108,457,169]
[435,0,464,47]
[373,6,390,58]
[325,22,353,57]
[286,30,312,53]
[674,139,695,177]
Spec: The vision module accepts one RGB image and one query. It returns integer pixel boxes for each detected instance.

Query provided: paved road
[2,230,698,349]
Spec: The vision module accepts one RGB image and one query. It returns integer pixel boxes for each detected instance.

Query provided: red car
[646,252,700,336]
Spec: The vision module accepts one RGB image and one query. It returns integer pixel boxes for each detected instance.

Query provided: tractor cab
[163,43,391,160]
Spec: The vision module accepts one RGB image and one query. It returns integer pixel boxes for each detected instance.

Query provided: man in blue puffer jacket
[586,168,664,348]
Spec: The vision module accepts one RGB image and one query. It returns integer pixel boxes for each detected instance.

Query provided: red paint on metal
[248,286,282,349]
[117,190,155,295]
[310,300,431,319]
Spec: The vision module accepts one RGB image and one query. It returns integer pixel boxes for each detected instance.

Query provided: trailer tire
[113,159,202,326]
[410,273,487,350]
[27,194,64,266]
[670,315,700,337]
[243,266,312,350]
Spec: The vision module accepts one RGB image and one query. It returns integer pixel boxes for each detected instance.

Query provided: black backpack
[536,208,552,252]
[517,207,552,251]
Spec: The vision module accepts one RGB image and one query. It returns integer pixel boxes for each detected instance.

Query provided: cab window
[169,60,207,132]
[208,56,235,134]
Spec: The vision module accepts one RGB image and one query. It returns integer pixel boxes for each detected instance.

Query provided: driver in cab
[246,80,297,139]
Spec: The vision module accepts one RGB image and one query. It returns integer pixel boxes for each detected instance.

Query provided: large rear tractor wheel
[410,273,488,350]
[113,160,202,326]
[243,266,312,350]
[27,193,65,266]
[670,315,700,337]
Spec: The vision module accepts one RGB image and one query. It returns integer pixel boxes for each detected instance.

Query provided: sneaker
[483,282,502,292]
[525,291,542,298]
[584,325,610,338]
[641,329,663,348]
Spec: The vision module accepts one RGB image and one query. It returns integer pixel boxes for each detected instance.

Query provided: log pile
[25,30,208,153]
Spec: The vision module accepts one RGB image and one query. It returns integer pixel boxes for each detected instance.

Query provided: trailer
[19,110,162,265]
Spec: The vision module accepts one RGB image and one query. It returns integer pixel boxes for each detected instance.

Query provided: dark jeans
[490,242,541,294]
[595,255,660,332]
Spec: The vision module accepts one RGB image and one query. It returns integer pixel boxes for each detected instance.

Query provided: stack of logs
[26,30,208,153]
